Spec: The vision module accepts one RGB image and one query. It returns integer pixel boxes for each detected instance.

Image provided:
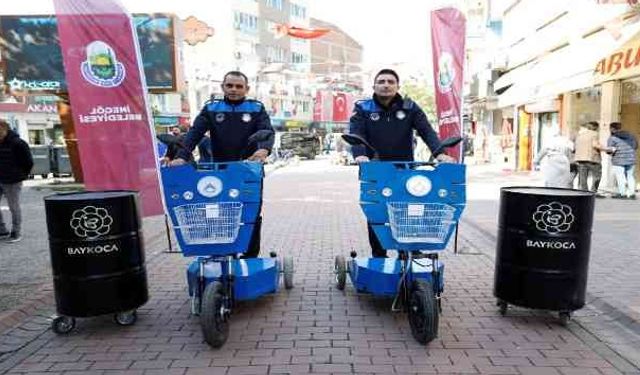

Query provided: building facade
[186,0,318,130]
[467,0,640,193]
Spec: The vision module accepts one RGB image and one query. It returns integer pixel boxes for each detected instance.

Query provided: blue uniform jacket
[349,94,442,161]
[178,98,274,162]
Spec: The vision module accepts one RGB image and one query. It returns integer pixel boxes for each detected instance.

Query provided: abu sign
[595,32,640,82]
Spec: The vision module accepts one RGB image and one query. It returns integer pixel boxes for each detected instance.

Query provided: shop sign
[595,33,640,82]
[27,104,58,113]
[285,120,304,128]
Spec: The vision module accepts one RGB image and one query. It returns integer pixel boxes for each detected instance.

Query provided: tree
[401,83,437,121]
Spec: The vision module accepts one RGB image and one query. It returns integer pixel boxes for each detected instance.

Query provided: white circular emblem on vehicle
[406,175,432,197]
[215,113,225,123]
[370,113,380,121]
[197,176,223,198]
[242,113,252,123]
[396,110,406,120]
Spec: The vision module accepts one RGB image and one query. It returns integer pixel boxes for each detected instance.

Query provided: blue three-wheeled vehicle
[336,134,466,344]
[161,131,293,348]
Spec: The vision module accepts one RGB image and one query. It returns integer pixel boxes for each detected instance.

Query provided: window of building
[266,46,287,63]
[290,3,306,19]
[266,0,283,10]
[233,11,258,34]
[291,52,307,64]
[28,129,45,145]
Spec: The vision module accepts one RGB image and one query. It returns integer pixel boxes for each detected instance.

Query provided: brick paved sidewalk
[0,160,637,374]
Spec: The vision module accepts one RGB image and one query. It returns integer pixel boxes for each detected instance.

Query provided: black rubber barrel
[494,187,595,311]
[44,191,148,317]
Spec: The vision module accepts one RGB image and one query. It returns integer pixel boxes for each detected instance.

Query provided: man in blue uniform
[169,71,274,257]
[349,68,454,257]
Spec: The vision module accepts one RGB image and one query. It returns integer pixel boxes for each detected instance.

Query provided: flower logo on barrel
[70,206,113,239]
[532,202,574,234]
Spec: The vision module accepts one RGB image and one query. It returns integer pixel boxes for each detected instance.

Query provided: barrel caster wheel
[498,300,508,316]
[335,255,347,291]
[559,312,571,326]
[283,256,294,290]
[52,316,75,334]
[114,310,137,326]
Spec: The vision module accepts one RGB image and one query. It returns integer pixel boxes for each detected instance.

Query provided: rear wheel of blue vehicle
[283,257,294,289]
[201,281,229,348]
[408,280,439,344]
[335,255,346,291]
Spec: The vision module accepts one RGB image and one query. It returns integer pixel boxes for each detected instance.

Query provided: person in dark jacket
[169,71,275,257]
[604,122,638,199]
[160,126,189,165]
[349,68,454,257]
[0,119,33,243]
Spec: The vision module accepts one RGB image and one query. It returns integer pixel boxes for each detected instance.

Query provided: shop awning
[496,18,640,108]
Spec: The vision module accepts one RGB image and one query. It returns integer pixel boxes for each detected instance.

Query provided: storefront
[562,87,602,137]
[595,30,640,181]
[0,95,62,146]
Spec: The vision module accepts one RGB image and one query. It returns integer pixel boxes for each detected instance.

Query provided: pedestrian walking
[349,68,454,257]
[603,122,637,199]
[574,121,602,193]
[168,71,274,257]
[0,119,33,243]
[533,129,574,188]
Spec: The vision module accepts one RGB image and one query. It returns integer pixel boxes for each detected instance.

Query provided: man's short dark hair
[223,71,249,84]
[0,119,9,129]
[610,122,622,131]
[374,69,399,84]
[583,121,599,131]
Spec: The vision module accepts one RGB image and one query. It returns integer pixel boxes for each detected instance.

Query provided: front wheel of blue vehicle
[408,280,439,344]
[201,281,229,348]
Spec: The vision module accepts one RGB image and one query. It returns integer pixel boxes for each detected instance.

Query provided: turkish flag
[332,93,348,122]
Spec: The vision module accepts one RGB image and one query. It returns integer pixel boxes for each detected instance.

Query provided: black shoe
[612,194,625,199]
[6,232,22,243]
[0,230,9,238]
[628,195,637,200]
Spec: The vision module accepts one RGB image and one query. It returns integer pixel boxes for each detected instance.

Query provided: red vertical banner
[332,92,348,122]
[313,91,323,121]
[431,7,466,162]
[54,0,163,216]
